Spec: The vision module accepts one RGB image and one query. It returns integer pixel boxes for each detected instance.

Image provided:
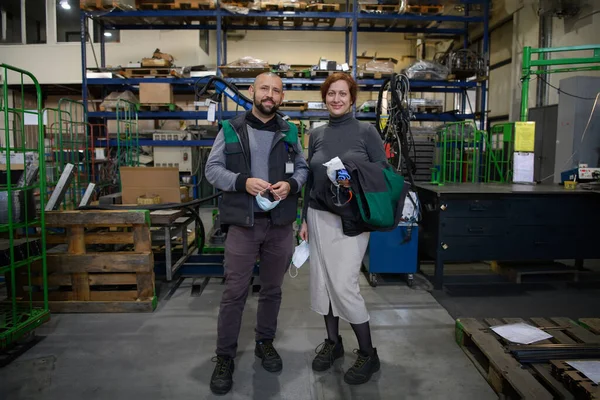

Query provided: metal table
[150,209,198,281]
[416,183,600,289]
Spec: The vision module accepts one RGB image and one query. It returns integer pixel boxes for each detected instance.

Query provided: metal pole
[479,0,489,131]
[352,0,358,80]
[100,22,106,68]
[461,6,469,114]
[536,13,552,107]
[345,0,350,64]
[216,7,223,120]
[80,12,88,116]
[521,46,532,121]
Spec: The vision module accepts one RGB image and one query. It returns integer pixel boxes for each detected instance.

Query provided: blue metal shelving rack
[81,0,490,145]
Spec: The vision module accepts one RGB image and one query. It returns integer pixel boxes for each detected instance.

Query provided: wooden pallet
[273,69,311,78]
[121,68,181,78]
[138,0,216,10]
[80,0,135,11]
[492,261,582,284]
[306,3,339,11]
[310,70,349,78]
[357,71,393,79]
[416,105,444,114]
[456,317,600,399]
[551,361,600,399]
[406,4,444,15]
[14,210,156,313]
[359,4,400,13]
[260,1,307,10]
[280,101,307,111]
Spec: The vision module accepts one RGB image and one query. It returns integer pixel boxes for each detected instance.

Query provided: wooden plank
[530,318,576,344]
[530,364,575,400]
[72,273,91,301]
[457,318,553,399]
[44,252,153,273]
[89,291,140,301]
[46,210,148,226]
[133,225,152,252]
[68,226,86,254]
[89,273,138,285]
[29,273,138,286]
[551,317,600,343]
[45,230,134,245]
[41,300,156,313]
[579,318,600,335]
[136,272,155,298]
[29,273,72,286]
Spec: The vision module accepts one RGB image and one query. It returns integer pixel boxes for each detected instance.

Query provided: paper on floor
[490,323,553,344]
[567,361,600,384]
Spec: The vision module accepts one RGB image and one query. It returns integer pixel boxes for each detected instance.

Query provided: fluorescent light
[104,32,112,37]
[60,1,71,10]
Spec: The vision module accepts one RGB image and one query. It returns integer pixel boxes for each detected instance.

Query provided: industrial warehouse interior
[1,0,600,399]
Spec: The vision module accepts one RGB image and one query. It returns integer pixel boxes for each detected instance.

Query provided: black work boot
[344,348,380,385]
[255,340,283,372]
[210,355,234,395]
[312,336,344,372]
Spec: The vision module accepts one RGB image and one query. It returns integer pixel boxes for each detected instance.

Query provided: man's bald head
[249,72,284,119]
[253,72,283,89]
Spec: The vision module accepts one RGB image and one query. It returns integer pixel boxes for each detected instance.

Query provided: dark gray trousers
[216,216,294,358]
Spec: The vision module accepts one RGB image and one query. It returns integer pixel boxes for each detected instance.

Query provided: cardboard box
[139,83,174,104]
[120,167,181,204]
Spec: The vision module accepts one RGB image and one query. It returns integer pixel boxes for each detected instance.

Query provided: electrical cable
[537,75,597,101]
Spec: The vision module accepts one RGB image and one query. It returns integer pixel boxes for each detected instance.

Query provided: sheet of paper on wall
[513,152,535,183]
[566,361,600,384]
[490,322,553,344]
[514,121,535,152]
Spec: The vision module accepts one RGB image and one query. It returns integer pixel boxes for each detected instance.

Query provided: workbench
[417,183,600,289]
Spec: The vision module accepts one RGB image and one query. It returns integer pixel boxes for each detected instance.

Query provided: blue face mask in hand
[256,189,282,211]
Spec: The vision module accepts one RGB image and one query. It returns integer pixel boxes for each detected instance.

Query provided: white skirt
[307,207,370,324]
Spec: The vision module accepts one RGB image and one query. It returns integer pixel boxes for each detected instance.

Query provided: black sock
[350,321,374,355]
[324,303,340,343]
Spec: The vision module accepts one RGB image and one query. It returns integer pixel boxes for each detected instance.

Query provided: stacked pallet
[14,210,156,313]
[456,317,600,399]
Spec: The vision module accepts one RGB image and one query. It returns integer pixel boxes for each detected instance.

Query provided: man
[205,72,309,395]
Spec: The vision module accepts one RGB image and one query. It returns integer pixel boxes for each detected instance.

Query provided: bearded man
[204,72,308,395]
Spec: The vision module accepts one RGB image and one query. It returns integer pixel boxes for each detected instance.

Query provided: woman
[299,73,387,385]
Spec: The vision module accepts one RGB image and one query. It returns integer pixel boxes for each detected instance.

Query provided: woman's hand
[299,221,309,242]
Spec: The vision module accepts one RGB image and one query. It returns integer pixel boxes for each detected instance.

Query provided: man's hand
[246,178,271,196]
[270,181,291,200]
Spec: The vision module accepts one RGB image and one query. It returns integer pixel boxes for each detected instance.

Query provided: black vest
[219,113,300,227]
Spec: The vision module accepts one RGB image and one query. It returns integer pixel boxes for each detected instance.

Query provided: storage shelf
[82,0,489,129]
[87,78,479,93]
[97,139,215,147]
[88,110,474,122]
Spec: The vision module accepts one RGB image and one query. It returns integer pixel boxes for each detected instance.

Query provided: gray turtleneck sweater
[302,113,387,220]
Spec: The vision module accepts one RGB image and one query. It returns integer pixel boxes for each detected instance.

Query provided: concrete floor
[0,271,496,400]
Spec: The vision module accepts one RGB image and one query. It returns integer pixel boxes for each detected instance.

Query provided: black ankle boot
[312,336,344,372]
[344,348,380,385]
[255,340,283,372]
[210,355,234,395]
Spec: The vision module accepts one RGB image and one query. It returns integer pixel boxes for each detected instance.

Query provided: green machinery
[0,64,50,349]
[520,44,600,121]
[431,121,487,185]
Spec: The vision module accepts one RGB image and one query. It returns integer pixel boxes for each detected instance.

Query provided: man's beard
[254,94,280,115]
